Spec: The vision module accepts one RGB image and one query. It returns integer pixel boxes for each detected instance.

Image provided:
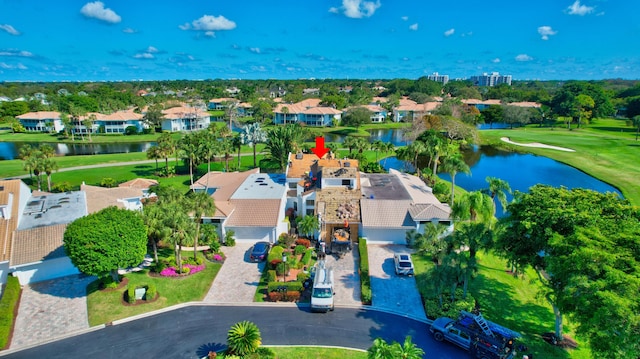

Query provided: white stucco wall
[361,228,410,245]
[11,257,80,285]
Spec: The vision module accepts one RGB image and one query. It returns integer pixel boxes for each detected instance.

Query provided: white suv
[393,253,414,276]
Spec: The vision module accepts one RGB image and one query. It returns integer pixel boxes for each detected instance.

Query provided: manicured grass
[480,118,640,205]
[413,251,592,359]
[0,276,21,350]
[0,131,179,144]
[267,346,367,359]
[86,259,221,326]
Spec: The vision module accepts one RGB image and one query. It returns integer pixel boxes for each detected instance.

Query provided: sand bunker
[500,137,575,152]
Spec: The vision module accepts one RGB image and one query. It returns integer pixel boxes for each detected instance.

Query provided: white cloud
[515,54,533,62]
[0,50,33,57]
[0,24,20,36]
[409,23,418,31]
[330,0,381,19]
[566,0,594,16]
[180,15,236,37]
[401,16,408,21]
[146,46,158,53]
[122,28,137,34]
[250,47,261,54]
[537,26,557,40]
[492,58,501,63]
[133,53,154,59]
[80,2,121,24]
[444,28,455,37]
[0,62,27,70]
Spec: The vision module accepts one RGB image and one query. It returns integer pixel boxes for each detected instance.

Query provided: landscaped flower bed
[160,263,206,277]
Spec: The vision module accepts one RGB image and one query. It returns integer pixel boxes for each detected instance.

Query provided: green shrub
[0,276,21,349]
[255,347,276,359]
[127,285,136,304]
[267,246,284,263]
[423,290,476,319]
[277,233,297,248]
[358,238,372,305]
[267,281,303,292]
[164,256,176,267]
[267,270,277,282]
[100,177,117,188]
[275,262,289,276]
[146,284,157,301]
[152,261,167,273]
[180,266,191,275]
[100,276,119,289]
[296,272,310,282]
[294,245,306,255]
[52,181,72,193]
[295,238,311,248]
[301,248,313,267]
[224,230,236,246]
[269,259,282,270]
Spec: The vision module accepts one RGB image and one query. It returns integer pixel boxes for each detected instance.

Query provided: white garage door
[229,227,273,242]
[362,228,410,245]
[12,257,80,285]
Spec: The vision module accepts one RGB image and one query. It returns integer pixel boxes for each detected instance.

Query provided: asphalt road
[0,305,465,359]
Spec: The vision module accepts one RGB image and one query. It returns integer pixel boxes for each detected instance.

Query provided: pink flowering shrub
[213,254,223,261]
[160,264,206,277]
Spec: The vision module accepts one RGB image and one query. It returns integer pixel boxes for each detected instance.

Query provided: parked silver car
[393,253,414,276]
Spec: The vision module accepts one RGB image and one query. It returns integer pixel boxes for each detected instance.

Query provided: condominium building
[427,72,449,85]
[470,72,512,87]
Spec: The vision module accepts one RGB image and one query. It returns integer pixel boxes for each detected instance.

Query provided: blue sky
[0,0,638,82]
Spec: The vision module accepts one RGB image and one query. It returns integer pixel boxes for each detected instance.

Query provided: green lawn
[267,347,367,359]
[413,251,592,359]
[480,118,640,205]
[0,131,180,143]
[86,259,221,326]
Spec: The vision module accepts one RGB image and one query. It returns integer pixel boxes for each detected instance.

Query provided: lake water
[0,141,156,160]
[382,146,622,217]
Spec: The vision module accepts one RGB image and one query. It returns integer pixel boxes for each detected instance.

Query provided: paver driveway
[323,246,362,306]
[203,242,265,303]
[10,274,95,350]
[367,244,426,320]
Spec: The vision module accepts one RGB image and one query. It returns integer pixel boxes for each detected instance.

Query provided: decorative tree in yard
[227,321,262,357]
[63,206,147,283]
[296,214,319,240]
[367,336,424,359]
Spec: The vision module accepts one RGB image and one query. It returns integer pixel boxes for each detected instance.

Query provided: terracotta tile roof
[274,98,323,114]
[191,169,259,218]
[225,199,281,226]
[509,101,541,108]
[81,184,144,214]
[118,178,159,189]
[372,97,388,103]
[461,99,483,105]
[10,224,68,266]
[361,200,414,228]
[302,107,342,115]
[345,105,385,113]
[396,102,440,113]
[0,180,26,263]
[16,111,61,120]
[483,99,502,106]
[161,106,209,120]
[95,110,143,121]
[287,153,359,179]
[209,97,238,103]
[399,97,417,106]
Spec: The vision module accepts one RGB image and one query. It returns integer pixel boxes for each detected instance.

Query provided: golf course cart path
[500,137,575,152]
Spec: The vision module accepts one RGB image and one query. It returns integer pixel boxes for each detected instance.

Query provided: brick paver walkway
[324,246,362,306]
[203,243,265,303]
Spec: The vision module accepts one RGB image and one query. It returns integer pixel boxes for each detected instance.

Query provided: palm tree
[265,125,306,170]
[484,176,512,214]
[142,203,170,263]
[451,190,494,223]
[199,131,219,173]
[391,336,425,359]
[371,139,386,161]
[240,122,267,168]
[186,191,216,261]
[19,144,35,179]
[450,221,492,298]
[224,100,238,131]
[178,132,200,186]
[60,112,74,140]
[297,214,320,240]
[83,113,96,142]
[146,145,162,172]
[42,157,58,192]
[231,135,242,170]
[406,140,427,174]
[440,153,470,205]
[281,106,289,125]
[164,206,195,274]
[157,132,176,175]
[367,338,393,359]
[343,136,359,155]
[227,321,262,357]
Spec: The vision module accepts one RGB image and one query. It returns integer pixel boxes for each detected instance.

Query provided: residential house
[191,169,289,242]
[461,99,541,111]
[161,105,210,132]
[16,111,64,133]
[345,105,387,123]
[225,87,241,97]
[208,97,239,110]
[302,88,320,96]
[95,110,145,134]
[0,178,155,287]
[393,99,441,122]
[273,99,342,126]
[269,86,287,98]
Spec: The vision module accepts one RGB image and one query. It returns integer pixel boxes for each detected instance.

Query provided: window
[306,199,314,206]
[342,179,350,186]
[306,209,314,216]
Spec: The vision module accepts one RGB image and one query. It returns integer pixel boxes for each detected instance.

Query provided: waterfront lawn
[480,117,640,205]
[267,347,367,359]
[0,131,183,144]
[86,252,221,326]
[413,251,591,359]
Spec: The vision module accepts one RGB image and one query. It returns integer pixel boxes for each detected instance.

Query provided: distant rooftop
[231,173,287,200]
[360,173,412,201]
[18,191,87,230]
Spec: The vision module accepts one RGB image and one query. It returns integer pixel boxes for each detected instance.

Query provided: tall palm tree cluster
[19,144,59,192]
[142,185,216,273]
[146,123,268,183]
[406,177,511,309]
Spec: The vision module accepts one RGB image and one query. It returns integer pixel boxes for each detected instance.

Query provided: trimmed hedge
[267,245,284,263]
[127,285,136,304]
[146,284,157,301]
[301,248,313,267]
[0,276,21,349]
[267,281,303,292]
[358,238,372,305]
[267,270,277,282]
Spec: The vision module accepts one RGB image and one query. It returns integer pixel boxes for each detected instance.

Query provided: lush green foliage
[0,276,20,349]
[63,206,147,280]
[227,321,262,357]
[367,336,424,359]
[267,281,303,292]
[358,238,372,305]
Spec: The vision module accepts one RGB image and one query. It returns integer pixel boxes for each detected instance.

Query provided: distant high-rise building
[427,72,449,85]
[470,72,512,86]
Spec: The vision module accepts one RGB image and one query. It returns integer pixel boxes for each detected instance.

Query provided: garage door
[229,227,273,242]
[362,228,409,245]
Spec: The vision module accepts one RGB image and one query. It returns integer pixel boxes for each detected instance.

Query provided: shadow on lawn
[196,342,226,358]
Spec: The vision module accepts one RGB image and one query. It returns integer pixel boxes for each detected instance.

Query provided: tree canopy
[63,206,147,282]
